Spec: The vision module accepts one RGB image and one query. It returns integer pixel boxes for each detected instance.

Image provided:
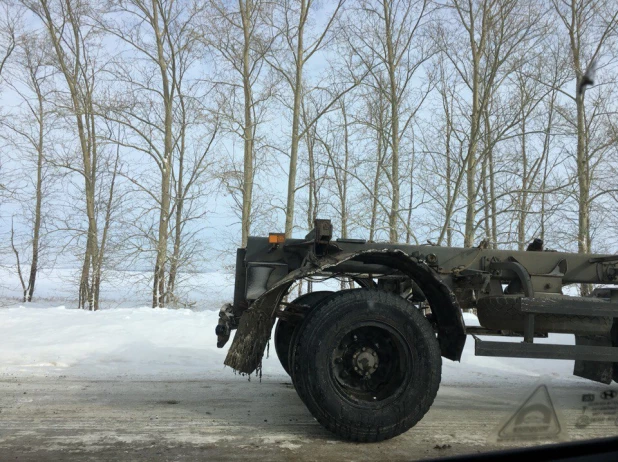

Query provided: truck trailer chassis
[216,219,618,442]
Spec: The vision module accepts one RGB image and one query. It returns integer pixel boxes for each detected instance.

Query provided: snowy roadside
[0,264,585,384]
[0,303,581,384]
[0,306,286,379]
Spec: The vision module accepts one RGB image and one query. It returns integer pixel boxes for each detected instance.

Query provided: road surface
[0,374,617,461]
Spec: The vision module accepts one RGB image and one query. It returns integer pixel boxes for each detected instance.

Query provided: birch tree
[0,1,20,204]
[266,0,348,238]
[314,97,354,239]
[299,93,330,231]
[426,54,463,246]
[1,31,53,301]
[508,50,569,250]
[360,75,391,242]
[550,0,618,293]
[440,0,538,247]
[0,1,17,78]
[206,0,276,247]
[344,0,433,242]
[109,0,174,308]
[21,0,119,310]
[101,0,216,307]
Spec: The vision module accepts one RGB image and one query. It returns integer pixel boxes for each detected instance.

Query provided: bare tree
[314,98,353,239]
[205,0,276,247]
[109,0,175,308]
[266,0,349,238]
[430,54,463,246]
[550,0,618,293]
[299,93,330,231]
[166,108,219,304]
[508,54,568,250]
[343,0,433,242]
[21,0,120,310]
[99,0,216,307]
[0,1,21,202]
[439,0,539,247]
[0,0,18,77]
[361,75,391,242]
[1,31,54,301]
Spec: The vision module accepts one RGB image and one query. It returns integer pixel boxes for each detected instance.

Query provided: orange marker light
[268,233,286,244]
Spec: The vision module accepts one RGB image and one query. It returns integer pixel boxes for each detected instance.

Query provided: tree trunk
[369,108,385,242]
[405,149,415,244]
[576,91,591,295]
[27,87,45,302]
[284,0,307,238]
[167,93,187,304]
[384,0,399,243]
[152,0,173,308]
[240,0,254,247]
[303,101,318,232]
[481,154,490,241]
[488,145,497,249]
[10,218,27,302]
[341,101,349,239]
[36,0,101,310]
[518,112,528,251]
[445,130,452,247]
[464,61,480,247]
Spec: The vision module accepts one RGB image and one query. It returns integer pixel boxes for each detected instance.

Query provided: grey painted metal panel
[475,339,618,361]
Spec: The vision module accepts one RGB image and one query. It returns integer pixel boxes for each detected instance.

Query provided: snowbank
[0,305,285,379]
[0,266,583,383]
[0,303,579,383]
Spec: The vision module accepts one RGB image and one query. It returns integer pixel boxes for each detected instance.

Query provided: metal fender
[224,249,466,374]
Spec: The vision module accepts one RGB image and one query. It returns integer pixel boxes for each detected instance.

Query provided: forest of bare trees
[1,0,617,308]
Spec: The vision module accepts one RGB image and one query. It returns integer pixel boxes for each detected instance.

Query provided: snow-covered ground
[2,266,616,461]
[0,265,579,382]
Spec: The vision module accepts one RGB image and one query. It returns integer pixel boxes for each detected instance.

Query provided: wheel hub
[352,347,379,376]
[332,325,408,402]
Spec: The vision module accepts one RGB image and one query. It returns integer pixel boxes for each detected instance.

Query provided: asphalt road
[1,374,617,461]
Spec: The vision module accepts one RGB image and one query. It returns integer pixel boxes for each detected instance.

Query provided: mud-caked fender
[224,249,466,374]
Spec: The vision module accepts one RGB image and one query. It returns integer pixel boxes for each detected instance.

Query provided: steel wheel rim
[329,322,412,404]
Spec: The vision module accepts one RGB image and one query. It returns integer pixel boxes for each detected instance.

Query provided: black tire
[274,291,333,375]
[291,288,441,442]
[287,289,349,381]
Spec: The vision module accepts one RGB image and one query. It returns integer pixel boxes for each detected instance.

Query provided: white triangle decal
[494,384,567,442]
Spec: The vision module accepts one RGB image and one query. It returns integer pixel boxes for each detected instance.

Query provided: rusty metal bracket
[489,260,534,298]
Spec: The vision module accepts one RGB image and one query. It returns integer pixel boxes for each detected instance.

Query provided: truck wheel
[274,291,333,375]
[291,288,441,442]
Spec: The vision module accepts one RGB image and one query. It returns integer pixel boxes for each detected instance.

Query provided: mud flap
[224,252,357,374]
[224,285,291,374]
[574,334,614,384]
